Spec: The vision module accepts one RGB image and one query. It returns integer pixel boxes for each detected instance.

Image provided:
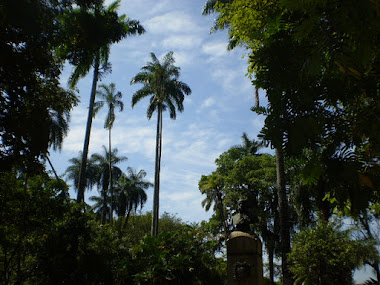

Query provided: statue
[227,196,264,285]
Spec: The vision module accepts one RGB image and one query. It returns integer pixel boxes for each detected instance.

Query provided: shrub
[288,221,363,285]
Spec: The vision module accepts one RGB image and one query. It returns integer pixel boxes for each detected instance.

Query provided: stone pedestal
[227,231,263,285]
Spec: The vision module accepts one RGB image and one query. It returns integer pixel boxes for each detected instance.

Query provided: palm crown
[94,83,124,129]
[63,0,145,88]
[91,146,127,192]
[131,52,191,119]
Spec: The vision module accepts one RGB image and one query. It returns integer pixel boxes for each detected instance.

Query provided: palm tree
[63,0,145,204]
[64,152,98,193]
[115,167,152,227]
[93,82,124,224]
[232,132,264,157]
[130,51,191,237]
[91,146,127,224]
[44,108,71,180]
[199,173,230,239]
[90,192,111,222]
[202,0,236,48]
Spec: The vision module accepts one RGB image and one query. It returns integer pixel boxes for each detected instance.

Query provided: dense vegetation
[202,0,380,284]
[0,172,224,284]
[1,0,379,284]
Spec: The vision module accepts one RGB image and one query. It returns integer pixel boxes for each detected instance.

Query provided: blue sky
[48,0,374,282]
[50,0,266,223]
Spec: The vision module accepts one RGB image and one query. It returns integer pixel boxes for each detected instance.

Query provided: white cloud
[200,96,216,109]
[145,11,200,34]
[209,62,252,96]
[171,50,196,67]
[161,191,197,202]
[202,40,229,58]
[112,125,156,160]
[162,35,202,50]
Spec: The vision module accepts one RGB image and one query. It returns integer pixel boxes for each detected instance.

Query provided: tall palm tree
[91,146,127,224]
[130,51,191,237]
[115,167,152,227]
[93,82,124,224]
[63,0,145,204]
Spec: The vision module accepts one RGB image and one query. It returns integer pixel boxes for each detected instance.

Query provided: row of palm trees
[65,146,152,225]
[60,0,191,236]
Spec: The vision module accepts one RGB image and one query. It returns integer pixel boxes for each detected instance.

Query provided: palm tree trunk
[124,207,133,228]
[45,154,59,180]
[77,52,100,203]
[101,190,107,225]
[255,87,259,108]
[152,105,162,237]
[109,127,113,224]
[275,147,292,285]
[216,191,229,239]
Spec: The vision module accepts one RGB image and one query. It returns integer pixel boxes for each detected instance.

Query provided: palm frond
[115,91,123,101]
[130,71,151,85]
[93,101,105,117]
[106,0,121,12]
[163,51,175,68]
[48,109,70,151]
[100,45,110,67]
[69,61,92,89]
[166,65,180,79]
[124,19,145,35]
[131,87,153,107]
[166,99,177,119]
[147,99,159,119]
[150,52,159,64]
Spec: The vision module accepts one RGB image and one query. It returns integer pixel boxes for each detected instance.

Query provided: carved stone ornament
[233,261,252,280]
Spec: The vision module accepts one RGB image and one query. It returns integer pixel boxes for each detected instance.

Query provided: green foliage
[119,211,187,245]
[208,0,380,216]
[199,137,281,282]
[288,221,367,285]
[199,147,279,239]
[0,0,79,171]
[58,0,145,88]
[130,228,226,284]
[0,171,71,284]
[114,168,152,226]
[0,169,224,284]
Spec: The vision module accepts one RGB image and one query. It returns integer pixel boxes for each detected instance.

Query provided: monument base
[227,231,263,285]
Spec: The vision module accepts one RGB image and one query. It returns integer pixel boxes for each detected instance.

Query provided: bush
[130,228,226,284]
[288,221,364,285]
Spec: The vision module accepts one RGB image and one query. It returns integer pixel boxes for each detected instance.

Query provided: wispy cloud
[162,35,203,50]
[145,11,201,34]
[202,40,229,59]
[200,96,216,109]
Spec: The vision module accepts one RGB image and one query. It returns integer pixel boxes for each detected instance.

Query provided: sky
[48,0,373,282]
[50,0,266,223]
